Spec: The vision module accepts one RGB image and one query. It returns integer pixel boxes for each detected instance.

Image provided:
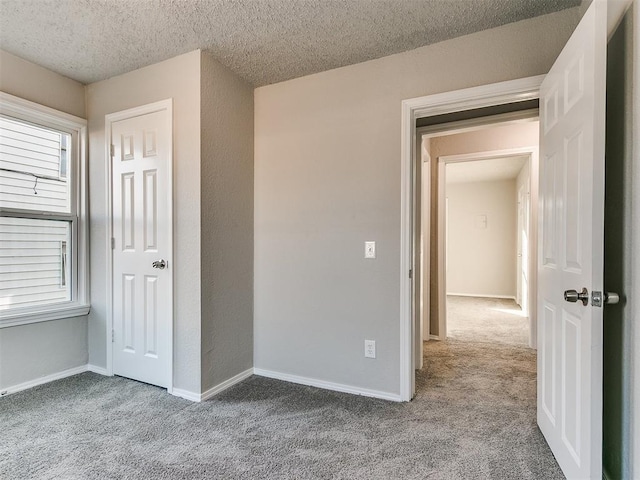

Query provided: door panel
[537,2,606,478]
[112,109,172,388]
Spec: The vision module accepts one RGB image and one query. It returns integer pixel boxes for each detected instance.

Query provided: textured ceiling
[0,0,581,87]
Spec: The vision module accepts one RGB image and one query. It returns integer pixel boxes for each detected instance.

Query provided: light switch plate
[475,214,488,229]
[365,241,376,259]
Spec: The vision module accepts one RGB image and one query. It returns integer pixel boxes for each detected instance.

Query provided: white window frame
[0,92,89,327]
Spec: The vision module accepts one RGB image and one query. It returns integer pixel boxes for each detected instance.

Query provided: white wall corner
[87,364,109,376]
[201,368,254,402]
[172,368,254,403]
[171,388,202,403]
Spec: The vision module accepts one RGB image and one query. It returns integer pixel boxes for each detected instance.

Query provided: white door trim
[436,147,539,348]
[400,75,543,401]
[104,99,174,393]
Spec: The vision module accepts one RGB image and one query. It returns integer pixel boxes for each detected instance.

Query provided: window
[0,93,88,327]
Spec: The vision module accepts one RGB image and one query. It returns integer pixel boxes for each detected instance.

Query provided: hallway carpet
[447,295,530,346]
[2,306,561,478]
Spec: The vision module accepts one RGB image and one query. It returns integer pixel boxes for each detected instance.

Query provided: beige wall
[86,51,202,394]
[254,9,581,396]
[430,122,539,158]
[0,50,85,118]
[446,179,517,298]
[0,50,88,391]
[200,51,254,391]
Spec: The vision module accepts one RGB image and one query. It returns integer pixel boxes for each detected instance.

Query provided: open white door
[537,1,606,478]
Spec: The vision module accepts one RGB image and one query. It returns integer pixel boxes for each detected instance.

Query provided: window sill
[0,303,91,328]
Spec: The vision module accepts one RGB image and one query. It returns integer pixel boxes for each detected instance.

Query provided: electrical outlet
[364,340,376,358]
[365,241,376,259]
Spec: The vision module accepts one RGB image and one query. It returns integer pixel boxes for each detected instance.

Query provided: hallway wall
[446,179,517,298]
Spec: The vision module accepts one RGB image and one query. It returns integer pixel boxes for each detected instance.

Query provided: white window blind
[0,115,74,312]
[0,216,71,309]
[0,116,70,213]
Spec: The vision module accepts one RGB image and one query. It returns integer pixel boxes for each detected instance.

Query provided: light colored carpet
[447,295,530,346]
[1,319,561,479]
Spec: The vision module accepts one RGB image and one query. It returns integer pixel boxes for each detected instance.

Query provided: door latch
[591,291,620,307]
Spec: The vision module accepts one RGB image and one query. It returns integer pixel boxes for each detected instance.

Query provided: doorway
[105,100,174,391]
[402,4,613,478]
[425,122,539,349]
[400,76,544,401]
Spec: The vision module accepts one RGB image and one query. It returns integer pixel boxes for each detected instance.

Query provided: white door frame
[418,138,431,362]
[435,147,539,349]
[400,75,543,401]
[104,99,174,393]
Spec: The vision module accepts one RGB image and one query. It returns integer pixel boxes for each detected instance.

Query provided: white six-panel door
[111,105,172,389]
[537,1,606,478]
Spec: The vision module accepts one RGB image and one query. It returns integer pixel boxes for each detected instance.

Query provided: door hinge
[110,144,115,157]
[111,237,115,249]
[409,269,413,279]
[111,329,115,343]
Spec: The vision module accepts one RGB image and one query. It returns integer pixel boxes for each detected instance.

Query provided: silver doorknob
[152,259,167,269]
[564,287,589,306]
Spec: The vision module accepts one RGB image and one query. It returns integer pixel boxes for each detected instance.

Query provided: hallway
[416,296,561,478]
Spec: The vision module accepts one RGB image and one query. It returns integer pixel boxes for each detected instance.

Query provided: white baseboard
[171,387,201,402]
[87,364,109,376]
[429,334,443,341]
[172,368,254,403]
[253,368,402,402]
[2,364,401,404]
[0,364,88,397]
[201,368,254,401]
[446,292,516,300]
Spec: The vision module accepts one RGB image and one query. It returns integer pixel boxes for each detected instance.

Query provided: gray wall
[0,318,87,389]
[603,5,635,478]
[86,51,203,394]
[200,51,254,391]
[0,49,88,390]
[253,9,582,396]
